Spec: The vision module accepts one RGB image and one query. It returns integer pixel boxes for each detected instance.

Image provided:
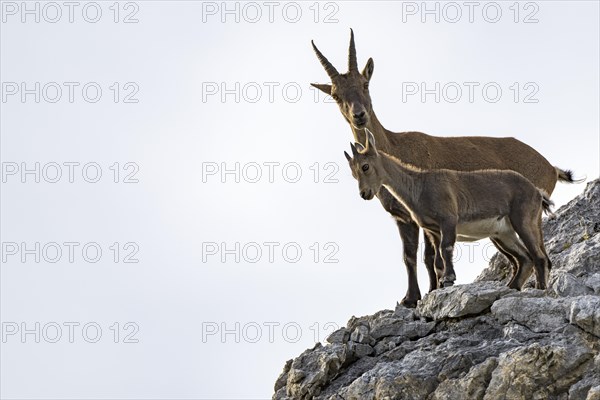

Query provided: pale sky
[1,1,599,399]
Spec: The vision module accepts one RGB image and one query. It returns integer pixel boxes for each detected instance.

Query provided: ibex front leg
[377,188,423,307]
[438,222,458,287]
[396,220,422,307]
[423,231,443,292]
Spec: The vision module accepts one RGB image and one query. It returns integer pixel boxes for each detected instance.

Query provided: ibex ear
[310,83,332,95]
[355,142,365,152]
[344,151,352,161]
[362,58,374,81]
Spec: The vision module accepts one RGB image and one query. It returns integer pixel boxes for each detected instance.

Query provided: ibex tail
[541,191,555,217]
[555,168,585,183]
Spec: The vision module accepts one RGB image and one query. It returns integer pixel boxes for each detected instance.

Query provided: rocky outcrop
[273,180,600,400]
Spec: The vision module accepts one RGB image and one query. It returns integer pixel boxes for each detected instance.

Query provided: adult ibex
[312,30,579,307]
[345,131,553,290]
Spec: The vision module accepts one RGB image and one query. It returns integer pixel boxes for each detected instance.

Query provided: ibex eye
[332,94,340,101]
[362,164,369,172]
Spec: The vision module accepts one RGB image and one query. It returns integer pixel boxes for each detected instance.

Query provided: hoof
[400,297,419,308]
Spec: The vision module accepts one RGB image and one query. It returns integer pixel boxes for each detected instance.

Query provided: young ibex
[313,30,579,306]
[345,131,553,290]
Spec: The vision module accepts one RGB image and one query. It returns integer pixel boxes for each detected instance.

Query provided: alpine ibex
[312,30,579,306]
[345,131,553,290]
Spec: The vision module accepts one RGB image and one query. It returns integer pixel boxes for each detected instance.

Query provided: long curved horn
[311,40,339,79]
[348,28,358,72]
[365,129,375,150]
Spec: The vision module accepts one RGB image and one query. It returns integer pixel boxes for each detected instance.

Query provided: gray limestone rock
[416,281,513,320]
[570,296,600,337]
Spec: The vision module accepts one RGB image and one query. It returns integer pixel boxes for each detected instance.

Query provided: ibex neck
[351,111,390,152]
[379,152,422,212]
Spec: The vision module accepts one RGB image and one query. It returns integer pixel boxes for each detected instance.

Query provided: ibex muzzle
[350,103,368,128]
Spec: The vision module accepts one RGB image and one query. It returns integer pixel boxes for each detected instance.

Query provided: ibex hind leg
[491,235,534,290]
[537,218,552,271]
[489,238,519,284]
[509,213,550,290]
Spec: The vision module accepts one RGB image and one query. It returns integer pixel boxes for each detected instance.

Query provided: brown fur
[312,30,575,306]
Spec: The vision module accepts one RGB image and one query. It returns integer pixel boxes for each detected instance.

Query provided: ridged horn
[348,28,358,72]
[311,40,339,79]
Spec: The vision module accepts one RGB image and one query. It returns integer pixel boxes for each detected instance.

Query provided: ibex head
[312,29,375,130]
[345,129,383,200]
